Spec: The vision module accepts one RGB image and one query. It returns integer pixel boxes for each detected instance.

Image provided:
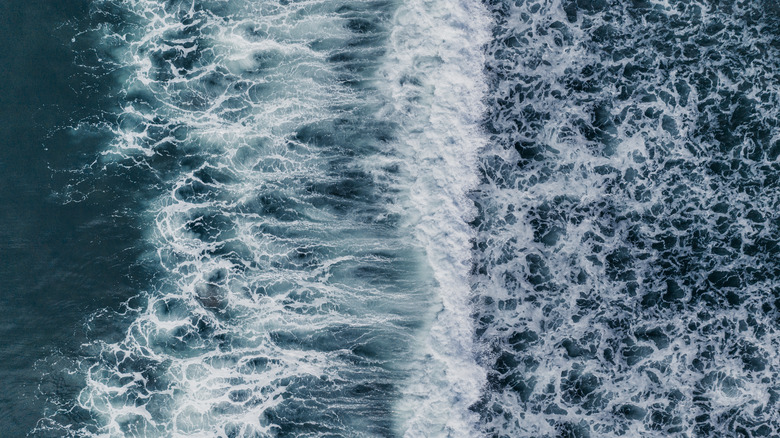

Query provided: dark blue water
[0,1,151,436]
[471,0,780,436]
[2,0,779,437]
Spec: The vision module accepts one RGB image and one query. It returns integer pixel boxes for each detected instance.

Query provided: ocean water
[0,1,149,436]
[471,0,780,436]
[0,0,777,436]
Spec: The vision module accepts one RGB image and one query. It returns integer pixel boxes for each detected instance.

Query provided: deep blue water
[0,0,778,437]
[0,1,149,436]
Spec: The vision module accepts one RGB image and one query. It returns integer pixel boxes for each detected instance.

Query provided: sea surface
[0,0,778,437]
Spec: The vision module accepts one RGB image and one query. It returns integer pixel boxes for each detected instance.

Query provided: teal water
[1,0,779,437]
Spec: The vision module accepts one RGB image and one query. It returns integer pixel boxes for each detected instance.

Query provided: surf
[35,0,491,436]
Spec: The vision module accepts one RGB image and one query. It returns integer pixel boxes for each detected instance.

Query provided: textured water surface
[32,0,488,436]
[1,0,778,437]
[471,0,780,436]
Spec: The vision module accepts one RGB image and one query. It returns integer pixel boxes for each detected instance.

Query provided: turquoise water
[0,0,778,436]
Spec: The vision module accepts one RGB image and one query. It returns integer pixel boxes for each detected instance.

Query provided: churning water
[0,0,777,436]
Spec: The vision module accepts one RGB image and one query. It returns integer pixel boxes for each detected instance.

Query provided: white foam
[38,0,496,435]
[376,0,492,435]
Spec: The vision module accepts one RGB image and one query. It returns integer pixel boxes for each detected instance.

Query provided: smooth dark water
[0,1,144,435]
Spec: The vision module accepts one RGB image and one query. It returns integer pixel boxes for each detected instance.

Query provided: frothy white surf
[378,0,491,435]
[470,0,780,436]
[37,0,492,436]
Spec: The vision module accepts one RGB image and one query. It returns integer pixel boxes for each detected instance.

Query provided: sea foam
[377,0,492,435]
[36,0,494,436]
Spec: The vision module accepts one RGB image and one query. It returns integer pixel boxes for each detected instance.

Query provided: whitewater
[35,0,491,436]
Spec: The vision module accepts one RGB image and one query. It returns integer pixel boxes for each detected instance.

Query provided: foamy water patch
[376,0,492,435]
[471,0,780,436]
[35,0,450,436]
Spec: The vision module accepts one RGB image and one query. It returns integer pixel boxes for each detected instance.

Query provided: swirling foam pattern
[35,0,780,436]
[35,0,489,436]
[472,0,780,436]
